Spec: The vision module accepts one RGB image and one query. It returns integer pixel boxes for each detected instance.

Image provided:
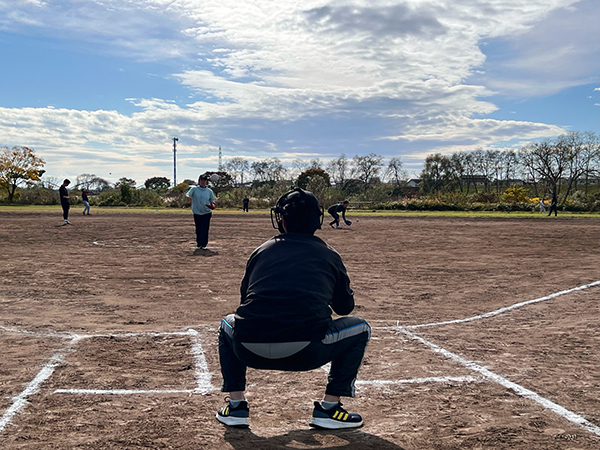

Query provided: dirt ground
[0,209,599,449]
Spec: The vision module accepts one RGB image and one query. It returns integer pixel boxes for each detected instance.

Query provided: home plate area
[2,322,600,449]
[47,326,481,397]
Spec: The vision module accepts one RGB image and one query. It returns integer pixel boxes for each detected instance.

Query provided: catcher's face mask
[271,188,324,234]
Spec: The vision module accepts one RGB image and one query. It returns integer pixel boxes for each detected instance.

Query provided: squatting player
[216,188,370,429]
[327,200,351,229]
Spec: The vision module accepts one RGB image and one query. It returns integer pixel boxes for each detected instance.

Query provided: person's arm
[206,191,216,209]
[239,251,258,304]
[330,258,355,316]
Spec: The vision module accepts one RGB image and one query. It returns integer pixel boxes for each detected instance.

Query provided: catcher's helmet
[271,188,324,234]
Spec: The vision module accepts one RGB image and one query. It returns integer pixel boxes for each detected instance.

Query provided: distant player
[242,197,249,212]
[547,191,558,217]
[82,188,91,215]
[186,174,216,250]
[215,188,370,429]
[59,179,71,225]
[328,200,351,229]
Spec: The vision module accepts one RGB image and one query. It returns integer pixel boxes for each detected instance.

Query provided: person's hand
[206,202,216,210]
[345,220,352,226]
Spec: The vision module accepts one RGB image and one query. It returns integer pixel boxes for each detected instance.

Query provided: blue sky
[1,0,598,185]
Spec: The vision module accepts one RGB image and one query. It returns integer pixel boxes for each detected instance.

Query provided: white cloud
[0,0,595,180]
[477,0,600,97]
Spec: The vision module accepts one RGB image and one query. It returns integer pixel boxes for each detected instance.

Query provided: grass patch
[2,204,600,218]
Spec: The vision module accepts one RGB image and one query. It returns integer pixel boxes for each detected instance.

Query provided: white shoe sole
[216,414,249,427]
[309,417,363,429]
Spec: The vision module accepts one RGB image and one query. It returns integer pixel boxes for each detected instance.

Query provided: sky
[1,0,599,186]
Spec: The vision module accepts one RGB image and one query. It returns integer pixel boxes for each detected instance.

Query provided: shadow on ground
[223,427,405,449]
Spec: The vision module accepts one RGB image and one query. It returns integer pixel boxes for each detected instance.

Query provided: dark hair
[63,179,70,185]
[271,188,323,234]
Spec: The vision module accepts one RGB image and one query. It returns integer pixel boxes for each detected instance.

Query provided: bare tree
[251,158,286,183]
[75,173,98,189]
[352,153,384,186]
[266,158,286,181]
[499,150,518,191]
[578,131,600,195]
[309,158,323,169]
[558,131,599,200]
[462,151,480,194]
[225,157,250,186]
[518,139,570,202]
[326,154,350,186]
[385,157,406,186]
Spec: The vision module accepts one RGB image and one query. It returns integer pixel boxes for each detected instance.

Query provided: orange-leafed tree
[0,146,46,203]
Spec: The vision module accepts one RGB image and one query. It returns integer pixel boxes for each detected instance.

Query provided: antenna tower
[172,137,179,186]
[218,146,223,172]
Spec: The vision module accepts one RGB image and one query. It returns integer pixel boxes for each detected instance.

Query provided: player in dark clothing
[327,201,351,229]
[242,197,249,212]
[547,191,558,217]
[82,188,90,215]
[59,179,71,225]
[216,188,370,429]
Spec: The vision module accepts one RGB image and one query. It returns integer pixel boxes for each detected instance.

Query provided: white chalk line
[8,279,596,341]
[0,338,78,435]
[52,328,217,396]
[54,388,196,395]
[0,325,77,339]
[408,280,600,329]
[92,240,154,248]
[188,328,215,394]
[398,326,600,437]
[2,281,599,436]
[357,376,481,386]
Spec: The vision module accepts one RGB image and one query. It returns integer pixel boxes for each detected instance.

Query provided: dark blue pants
[193,213,212,247]
[218,314,370,397]
[61,202,70,220]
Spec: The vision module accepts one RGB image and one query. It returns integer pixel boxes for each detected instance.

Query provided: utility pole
[218,146,222,172]
[172,137,179,186]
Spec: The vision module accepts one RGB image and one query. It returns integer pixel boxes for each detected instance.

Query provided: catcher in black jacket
[216,188,370,430]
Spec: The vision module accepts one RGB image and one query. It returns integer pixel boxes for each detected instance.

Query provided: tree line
[420,131,600,204]
[2,131,600,211]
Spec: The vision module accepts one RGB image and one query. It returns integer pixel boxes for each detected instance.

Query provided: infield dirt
[1,210,599,449]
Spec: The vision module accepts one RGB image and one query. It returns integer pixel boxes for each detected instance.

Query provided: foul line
[408,280,600,329]
[398,326,600,437]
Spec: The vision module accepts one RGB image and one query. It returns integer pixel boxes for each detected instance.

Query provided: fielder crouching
[216,188,370,429]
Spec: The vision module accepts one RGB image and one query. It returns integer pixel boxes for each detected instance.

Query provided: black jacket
[234,233,354,343]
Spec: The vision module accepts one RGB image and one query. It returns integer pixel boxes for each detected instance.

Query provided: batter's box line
[52,328,215,396]
[53,376,484,396]
[356,376,482,387]
[0,329,215,436]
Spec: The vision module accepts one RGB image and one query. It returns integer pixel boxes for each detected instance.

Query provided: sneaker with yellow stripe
[216,397,250,427]
[309,401,363,429]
